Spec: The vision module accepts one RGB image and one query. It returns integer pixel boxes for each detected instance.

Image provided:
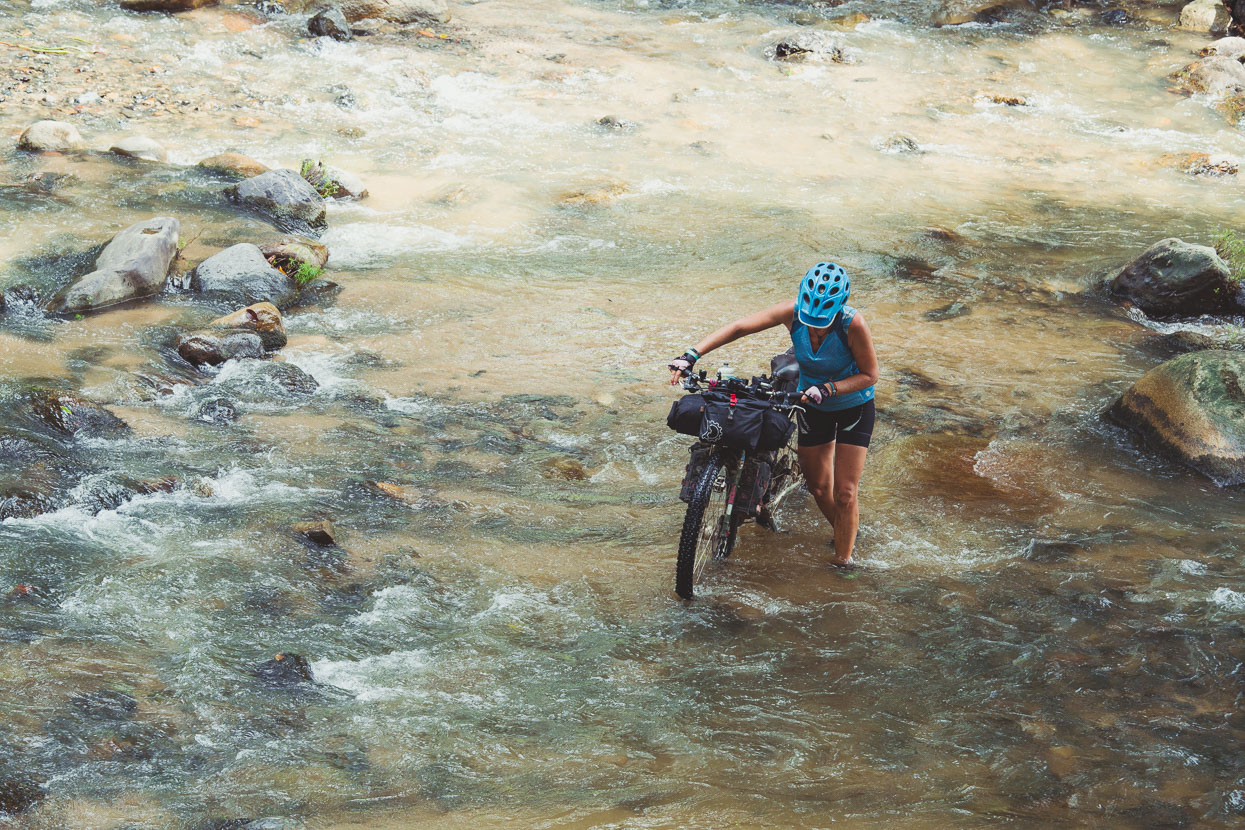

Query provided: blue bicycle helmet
[796,262,850,328]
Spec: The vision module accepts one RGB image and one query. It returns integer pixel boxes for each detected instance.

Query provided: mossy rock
[1107,350,1245,485]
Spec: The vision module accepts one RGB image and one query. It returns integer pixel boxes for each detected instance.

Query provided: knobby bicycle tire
[675,453,738,600]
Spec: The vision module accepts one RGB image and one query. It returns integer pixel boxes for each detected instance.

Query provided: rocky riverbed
[2,0,1245,827]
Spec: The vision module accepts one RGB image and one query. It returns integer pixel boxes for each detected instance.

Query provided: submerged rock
[1107,350,1245,485]
[261,362,319,396]
[1109,238,1235,318]
[177,331,265,367]
[254,652,314,686]
[192,396,238,424]
[339,0,449,23]
[20,388,129,438]
[1179,0,1231,33]
[70,689,138,721]
[225,170,327,237]
[299,159,368,199]
[190,244,300,309]
[932,0,1021,26]
[0,777,43,816]
[924,301,971,321]
[198,152,269,179]
[309,6,352,40]
[259,235,329,272]
[559,180,629,206]
[17,120,85,152]
[210,302,288,351]
[108,135,166,162]
[47,216,180,315]
[881,133,924,155]
[0,489,59,520]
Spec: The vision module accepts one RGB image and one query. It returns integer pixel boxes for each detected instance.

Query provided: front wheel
[675,454,738,600]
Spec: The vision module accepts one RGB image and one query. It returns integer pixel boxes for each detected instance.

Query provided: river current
[1,0,1245,827]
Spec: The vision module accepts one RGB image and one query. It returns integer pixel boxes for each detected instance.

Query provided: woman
[667,262,878,569]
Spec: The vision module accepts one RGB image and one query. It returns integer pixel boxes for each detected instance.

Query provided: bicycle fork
[719,450,746,533]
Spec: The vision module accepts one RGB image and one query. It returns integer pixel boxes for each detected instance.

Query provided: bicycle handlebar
[678,369,805,411]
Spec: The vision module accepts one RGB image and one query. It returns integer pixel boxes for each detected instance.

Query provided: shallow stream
[2,0,1245,826]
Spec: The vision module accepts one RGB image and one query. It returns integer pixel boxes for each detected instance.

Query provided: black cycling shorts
[797,400,875,449]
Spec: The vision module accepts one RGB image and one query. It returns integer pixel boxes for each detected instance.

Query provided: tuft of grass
[293,262,324,287]
[1213,230,1245,284]
[300,159,339,198]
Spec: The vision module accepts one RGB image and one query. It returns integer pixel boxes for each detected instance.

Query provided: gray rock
[225,170,327,237]
[178,331,266,366]
[1109,238,1234,317]
[1175,56,1245,96]
[1201,36,1245,60]
[309,6,352,40]
[192,396,238,424]
[1179,0,1231,33]
[1107,350,1245,485]
[299,159,368,199]
[259,235,330,271]
[190,244,300,309]
[47,217,180,314]
[17,120,85,152]
[108,135,166,162]
[338,0,449,23]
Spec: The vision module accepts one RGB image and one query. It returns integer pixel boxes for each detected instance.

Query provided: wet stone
[198,152,269,179]
[1024,538,1082,563]
[225,170,327,237]
[339,0,450,23]
[178,331,265,367]
[20,388,129,439]
[259,235,329,272]
[190,243,300,309]
[192,396,239,424]
[881,133,923,154]
[254,653,314,686]
[0,776,43,815]
[70,689,138,722]
[924,301,971,321]
[6,584,52,604]
[293,520,337,547]
[298,278,342,307]
[309,7,352,40]
[108,135,166,162]
[210,302,287,351]
[0,489,58,520]
[17,120,85,152]
[1110,238,1236,317]
[259,362,319,396]
[299,159,368,199]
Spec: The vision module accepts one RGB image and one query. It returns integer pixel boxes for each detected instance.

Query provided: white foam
[312,649,431,701]
[1211,587,1245,611]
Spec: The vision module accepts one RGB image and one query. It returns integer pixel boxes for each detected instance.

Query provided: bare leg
[830,443,868,565]
[797,442,836,529]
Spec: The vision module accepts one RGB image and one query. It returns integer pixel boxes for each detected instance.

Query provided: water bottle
[718,363,735,381]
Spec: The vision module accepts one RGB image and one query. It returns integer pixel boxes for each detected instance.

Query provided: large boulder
[119,0,217,11]
[47,217,180,314]
[198,152,269,179]
[1174,56,1245,96]
[339,0,449,23]
[210,302,288,350]
[299,159,368,199]
[1107,350,1245,485]
[17,120,85,152]
[225,170,327,237]
[190,244,300,309]
[259,235,329,272]
[1109,238,1235,317]
[1201,36,1245,59]
[108,135,166,162]
[1180,0,1231,32]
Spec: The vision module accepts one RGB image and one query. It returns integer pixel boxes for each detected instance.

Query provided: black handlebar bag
[670,393,793,452]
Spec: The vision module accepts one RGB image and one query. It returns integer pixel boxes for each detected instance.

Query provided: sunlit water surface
[1,0,1244,826]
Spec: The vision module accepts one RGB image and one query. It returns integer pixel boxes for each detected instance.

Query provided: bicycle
[670,362,806,600]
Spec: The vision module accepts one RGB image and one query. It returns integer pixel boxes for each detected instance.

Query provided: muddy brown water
[1,0,1245,827]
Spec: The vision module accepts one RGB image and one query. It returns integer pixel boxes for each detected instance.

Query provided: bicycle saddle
[770,350,800,392]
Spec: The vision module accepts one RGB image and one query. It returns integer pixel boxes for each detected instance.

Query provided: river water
[2,0,1245,827]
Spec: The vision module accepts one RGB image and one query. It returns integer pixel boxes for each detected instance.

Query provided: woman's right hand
[668,353,696,385]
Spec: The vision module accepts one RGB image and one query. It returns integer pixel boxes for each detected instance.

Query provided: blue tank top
[791,305,875,412]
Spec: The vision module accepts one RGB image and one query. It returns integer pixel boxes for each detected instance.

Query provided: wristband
[827,381,837,398]
[687,347,701,360]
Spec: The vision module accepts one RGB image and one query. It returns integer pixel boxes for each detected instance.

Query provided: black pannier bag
[679,441,716,503]
[734,457,773,518]
[669,393,793,451]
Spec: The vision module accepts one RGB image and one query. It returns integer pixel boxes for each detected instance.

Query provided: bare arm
[831,313,879,395]
[669,301,794,384]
